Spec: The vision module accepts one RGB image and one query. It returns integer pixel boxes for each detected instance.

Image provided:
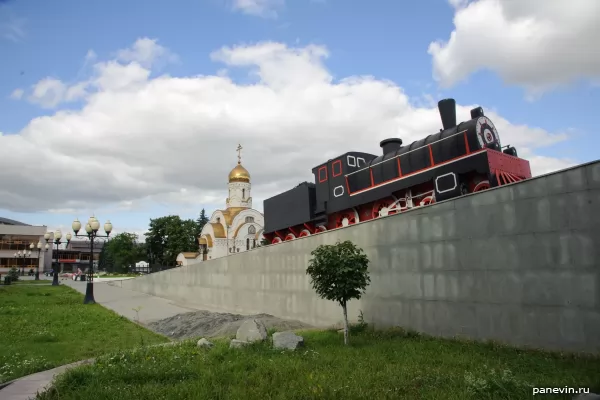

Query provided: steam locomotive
[262,98,532,245]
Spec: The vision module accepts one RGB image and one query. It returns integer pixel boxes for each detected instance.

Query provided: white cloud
[115,37,178,68]
[24,38,175,109]
[429,0,600,96]
[27,78,69,108]
[0,38,575,213]
[10,88,24,99]
[232,0,284,18]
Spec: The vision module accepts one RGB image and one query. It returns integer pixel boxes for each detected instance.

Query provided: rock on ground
[236,319,267,342]
[197,338,214,348]
[230,339,249,349]
[273,331,304,350]
[145,310,313,340]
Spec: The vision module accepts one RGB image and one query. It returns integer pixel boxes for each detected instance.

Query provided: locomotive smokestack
[380,138,403,155]
[438,98,457,130]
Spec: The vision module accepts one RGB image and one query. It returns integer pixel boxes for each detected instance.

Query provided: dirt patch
[145,310,314,340]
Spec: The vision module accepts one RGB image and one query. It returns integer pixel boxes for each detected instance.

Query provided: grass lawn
[36,327,600,400]
[0,285,169,383]
[12,280,52,285]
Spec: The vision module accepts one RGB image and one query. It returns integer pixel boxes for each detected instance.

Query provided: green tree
[103,233,146,272]
[306,240,371,345]
[196,208,209,237]
[145,215,198,266]
[8,267,19,281]
[98,245,115,272]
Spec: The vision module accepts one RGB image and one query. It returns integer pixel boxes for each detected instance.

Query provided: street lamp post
[15,250,31,276]
[29,241,47,280]
[71,216,113,305]
[48,230,72,286]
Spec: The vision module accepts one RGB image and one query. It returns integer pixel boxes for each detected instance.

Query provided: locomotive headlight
[475,116,501,151]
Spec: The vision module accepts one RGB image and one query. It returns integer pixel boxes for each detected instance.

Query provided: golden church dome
[228,162,251,183]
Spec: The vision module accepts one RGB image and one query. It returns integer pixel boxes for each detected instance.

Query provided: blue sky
[0,0,598,239]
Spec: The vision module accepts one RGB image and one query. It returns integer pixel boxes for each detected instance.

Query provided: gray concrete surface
[0,359,94,400]
[121,161,600,353]
[62,280,203,324]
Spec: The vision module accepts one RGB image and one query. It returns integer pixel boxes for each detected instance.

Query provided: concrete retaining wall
[122,161,600,353]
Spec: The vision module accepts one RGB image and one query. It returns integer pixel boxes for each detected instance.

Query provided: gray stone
[230,339,249,349]
[196,338,214,348]
[236,319,267,343]
[272,331,304,350]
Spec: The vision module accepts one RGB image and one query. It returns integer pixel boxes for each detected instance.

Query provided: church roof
[228,143,250,183]
[228,162,250,183]
[221,207,247,225]
[182,252,199,259]
[210,222,226,238]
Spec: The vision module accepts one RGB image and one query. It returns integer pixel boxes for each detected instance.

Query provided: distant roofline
[0,217,30,226]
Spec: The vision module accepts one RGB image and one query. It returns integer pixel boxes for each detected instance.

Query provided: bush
[8,267,19,282]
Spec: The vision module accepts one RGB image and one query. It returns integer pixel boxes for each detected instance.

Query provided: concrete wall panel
[121,161,600,352]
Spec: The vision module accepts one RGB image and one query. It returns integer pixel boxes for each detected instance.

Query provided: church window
[248,225,256,235]
[246,238,250,251]
[217,217,221,223]
[242,189,245,199]
[245,216,254,223]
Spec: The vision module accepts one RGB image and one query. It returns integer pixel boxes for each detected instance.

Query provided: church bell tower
[226,144,252,209]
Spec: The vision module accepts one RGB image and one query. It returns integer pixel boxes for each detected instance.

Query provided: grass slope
[0,285,168,383]
[37,327,600,400]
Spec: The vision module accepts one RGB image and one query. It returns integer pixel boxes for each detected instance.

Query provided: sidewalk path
[0,278,201,399]
[60,279,202,324]
[0,359,94,400]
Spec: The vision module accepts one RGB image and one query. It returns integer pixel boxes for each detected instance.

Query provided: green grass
[35,326,600,400]
[0,285,169,383]
[11,280,52,285]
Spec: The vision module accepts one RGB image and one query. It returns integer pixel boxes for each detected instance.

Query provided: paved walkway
[0,279,203,399]
[0,359,94,400]
[61,279,202,324]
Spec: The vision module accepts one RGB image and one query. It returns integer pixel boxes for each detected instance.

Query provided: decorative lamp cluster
[29,240,47,251]
[72,216,112,235]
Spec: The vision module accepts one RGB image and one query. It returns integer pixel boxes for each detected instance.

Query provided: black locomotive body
[263,98,532,244]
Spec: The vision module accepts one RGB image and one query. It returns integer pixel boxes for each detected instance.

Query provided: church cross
[236,144,243,164]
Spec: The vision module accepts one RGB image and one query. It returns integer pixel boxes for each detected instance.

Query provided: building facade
[176,144,265,265]
[0,217,51,274]
[52,239,105,273]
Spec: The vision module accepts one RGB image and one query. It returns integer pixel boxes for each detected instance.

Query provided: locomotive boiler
[262,98,532,245]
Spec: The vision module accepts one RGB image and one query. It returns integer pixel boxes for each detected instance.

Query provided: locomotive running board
[347,150,485,196]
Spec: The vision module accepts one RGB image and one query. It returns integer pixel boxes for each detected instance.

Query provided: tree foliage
[98,245,114,272]
[145,215,198,266]
[195,208,209,237]
[100,233,145,272]
[306,240,371,345]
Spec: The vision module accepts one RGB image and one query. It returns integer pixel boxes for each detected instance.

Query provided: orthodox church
[176,145,265,266]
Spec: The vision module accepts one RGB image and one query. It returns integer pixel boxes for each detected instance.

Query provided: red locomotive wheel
[420,196,435,206]
[371,197,398,219]
[271,237,282,245]
[335,210,358,228]
[298,229,310,238]
[284,233,296,241]
[472,180,490,192]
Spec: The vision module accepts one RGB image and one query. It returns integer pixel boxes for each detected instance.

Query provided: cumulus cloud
[0,38,574,214]
[429,0,600,96]
[231,0,284,18]
[24,38,175,109]
[10,88,23,99]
